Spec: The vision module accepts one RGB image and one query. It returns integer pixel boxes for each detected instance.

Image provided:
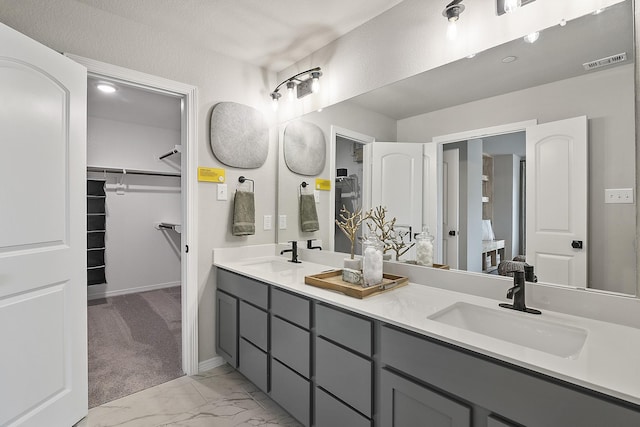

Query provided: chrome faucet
[499,270,541,315]
[280,241,301,263]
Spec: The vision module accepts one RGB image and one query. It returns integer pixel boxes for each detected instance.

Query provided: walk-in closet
[86,77,184,407]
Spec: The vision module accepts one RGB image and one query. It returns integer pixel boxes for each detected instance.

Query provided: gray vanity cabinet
[380,368,471,427]
[380,325,640,427]
[315,304,373,426]
[217,269,269,391]
[215,290,238,367]
[269,288,312,427]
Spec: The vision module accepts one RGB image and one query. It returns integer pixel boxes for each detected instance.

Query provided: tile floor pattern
[76,364,303,427]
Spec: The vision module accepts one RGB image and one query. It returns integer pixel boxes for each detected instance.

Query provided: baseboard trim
[87,281,181,300]
[198,356,226,373]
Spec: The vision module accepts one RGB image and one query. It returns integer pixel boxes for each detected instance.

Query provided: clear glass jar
[362,235,384,287]
[415,229,434,267]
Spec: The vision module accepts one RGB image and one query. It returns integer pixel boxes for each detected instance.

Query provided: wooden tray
[305,270,408,299]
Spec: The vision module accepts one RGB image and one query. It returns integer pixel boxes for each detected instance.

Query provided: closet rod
[159,145,182,160]
[87,166,181,178]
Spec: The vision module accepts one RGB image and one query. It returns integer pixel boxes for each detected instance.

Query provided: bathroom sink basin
[242,259,303,273]
[428,302,588,358]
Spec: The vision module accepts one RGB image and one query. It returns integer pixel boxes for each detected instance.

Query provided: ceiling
[347,1,633,120]
[75,0,404,72]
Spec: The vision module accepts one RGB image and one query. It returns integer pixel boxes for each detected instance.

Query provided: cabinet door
[380,369,471,427]
[216,290,238,367]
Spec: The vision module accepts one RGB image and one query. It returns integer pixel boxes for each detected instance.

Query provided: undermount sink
[242,258,303,273]
[428,302,588,358]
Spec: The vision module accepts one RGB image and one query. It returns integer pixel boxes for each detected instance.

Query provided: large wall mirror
[277,0,637,296]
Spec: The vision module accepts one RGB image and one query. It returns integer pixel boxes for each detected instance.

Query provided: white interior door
[526,116,588,286]
[0,24,87,426]
[443,148,460,269]
[365,142,424,259]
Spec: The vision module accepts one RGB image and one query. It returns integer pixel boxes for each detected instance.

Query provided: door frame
[330,126,375,252]
[432,120,537,264]
[65,54,199,376]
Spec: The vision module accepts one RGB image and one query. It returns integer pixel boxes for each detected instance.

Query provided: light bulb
[286,81,295,101]
[270,92,280,111]
[523,31,540,44]
[311,72,321,93]
[504,0,521,13]
[447,20,458,41]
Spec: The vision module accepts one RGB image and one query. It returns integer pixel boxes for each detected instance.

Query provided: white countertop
[213,249,640,407]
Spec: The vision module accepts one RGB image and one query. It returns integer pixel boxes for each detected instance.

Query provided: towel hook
[300,181,310,195]
[238,176,254,192]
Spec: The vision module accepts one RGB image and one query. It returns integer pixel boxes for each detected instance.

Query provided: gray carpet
[88,286,183,408]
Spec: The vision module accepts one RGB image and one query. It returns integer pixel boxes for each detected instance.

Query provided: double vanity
[213,245,640,426]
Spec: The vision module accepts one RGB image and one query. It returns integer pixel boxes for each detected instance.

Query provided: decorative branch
[366,206,395,254]
[388,229,416,261]
[335,205,370,259]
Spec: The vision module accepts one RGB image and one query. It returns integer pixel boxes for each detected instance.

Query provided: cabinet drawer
[270,359,310,427]
[272,288,310,329]
[215,290,238,368]
[316,304,372,356]
[315,387,371,427]
[238,338,267,392]
[271,316,310,378]
[315,337,372,417]
[239,301,268,351]
[217,268,268,309]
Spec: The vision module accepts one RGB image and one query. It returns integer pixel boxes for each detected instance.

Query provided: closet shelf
[155,222,182,233]
[159,145,182,160]
[87,165,181,178]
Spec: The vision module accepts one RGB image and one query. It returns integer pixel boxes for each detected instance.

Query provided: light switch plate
[263,215,272,230]
[217,183,228,201]
[605,188,633,204]
[314,190,320,203]
[279,215,287,230]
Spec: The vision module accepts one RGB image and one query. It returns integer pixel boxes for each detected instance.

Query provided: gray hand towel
[300,194,319,232]
[232,190,255,236]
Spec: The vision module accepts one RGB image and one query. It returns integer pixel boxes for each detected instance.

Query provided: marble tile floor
[75,364,303,427]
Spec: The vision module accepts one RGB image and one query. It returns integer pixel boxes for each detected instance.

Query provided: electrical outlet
[217,183,228,201]
[263,215,272,230]
[279,215,287,230]
[605,188,633,204]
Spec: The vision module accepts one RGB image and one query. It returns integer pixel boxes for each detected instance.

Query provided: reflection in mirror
[277,0,637,296]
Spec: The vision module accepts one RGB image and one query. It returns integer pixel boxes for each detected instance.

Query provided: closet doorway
[70,55,199,408]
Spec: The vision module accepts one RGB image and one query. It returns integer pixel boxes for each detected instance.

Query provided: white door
[365,143,424,259]
[0,24,87,426]
[443,148,460,269]
[526,116,587,286]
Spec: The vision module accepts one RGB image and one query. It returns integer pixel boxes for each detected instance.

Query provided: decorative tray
[304,270,409,299]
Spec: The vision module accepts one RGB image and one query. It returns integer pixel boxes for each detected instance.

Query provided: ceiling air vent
[583,52,627,71]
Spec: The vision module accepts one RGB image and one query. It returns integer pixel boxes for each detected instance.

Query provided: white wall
[398,65,636,294]
[0,0,277,363]
[87,116,181,299]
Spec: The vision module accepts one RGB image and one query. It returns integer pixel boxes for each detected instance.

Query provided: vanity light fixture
[443,0,465,41]
[269,67,323,111]
[96,83,117,94]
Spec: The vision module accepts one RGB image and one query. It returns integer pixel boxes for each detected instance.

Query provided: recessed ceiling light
[523,31,540,44]
[96,83,117,94]
[502,56,517,63]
